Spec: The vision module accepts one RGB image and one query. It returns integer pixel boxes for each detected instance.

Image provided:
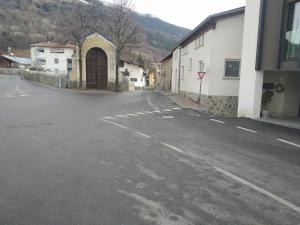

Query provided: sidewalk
[159,91,209,115]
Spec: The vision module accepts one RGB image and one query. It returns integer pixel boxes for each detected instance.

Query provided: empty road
[0,74,299,225]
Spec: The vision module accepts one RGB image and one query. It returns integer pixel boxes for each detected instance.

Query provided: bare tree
[107,0,142,91]
[60,1,102,89]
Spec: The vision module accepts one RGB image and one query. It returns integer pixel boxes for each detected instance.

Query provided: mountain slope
[0,0,189,61]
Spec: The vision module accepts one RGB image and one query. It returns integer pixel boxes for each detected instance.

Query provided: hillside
[0,0,189,62]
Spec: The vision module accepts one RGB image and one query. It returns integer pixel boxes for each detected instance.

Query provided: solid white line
[236,126,257,133]
[214,166,300,213]
[210,119,225,124]
[103,116,116,120]
[116,115,129,118]
[163,109,172,112]
[160,142,185,154]
[277,139,300,148]
[16,84,26,94]
[135,131,152,139]
[98,119,128,129]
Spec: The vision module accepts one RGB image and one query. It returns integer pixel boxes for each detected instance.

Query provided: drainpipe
[178,46,182,94]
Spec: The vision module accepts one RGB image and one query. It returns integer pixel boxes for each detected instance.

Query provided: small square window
[130,78,137,82]
[225,60,240,77]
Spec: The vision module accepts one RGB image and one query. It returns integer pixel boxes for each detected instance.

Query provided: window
[284,1,300,60]
[225,60,240,77]
[37,48,44,53]
[195,35,204,49]
[130,78,137,82]
[54,58,59,64]
[119,60,124,67]
[182,46,188,55]
[198,60,205,72]
[50,48,64,54]
[181,66,184,80]
[189,58,192,71]
[37,59,46,65]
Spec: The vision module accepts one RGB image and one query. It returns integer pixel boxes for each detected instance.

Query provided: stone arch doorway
[86,47,108,89]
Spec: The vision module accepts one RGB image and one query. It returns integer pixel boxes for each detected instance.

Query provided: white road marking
[147,95,160,111]
[172,107,182,110]
[135,131,152,139]
[116,115,129,118]
[20,94,32,97]
[163,109,172,112]
[103,116,116,120]
[214,166,300,213]
[16,84,27,94]
[126,113,138,117]
[153,110,162,113]
[136,112,146,115]
[236,126,257,133]
[144,111,154,114]
[196,114,201,117]
[210,119,225,124]
[5,94,15,98]
[162,116,175,119]
[277,139,300,148]
[98,119,128,129]
[160,142,185,154]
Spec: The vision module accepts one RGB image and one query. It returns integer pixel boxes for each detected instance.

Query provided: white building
[30,42,76,75]
[171,7,245,116]
[119,60,145,89]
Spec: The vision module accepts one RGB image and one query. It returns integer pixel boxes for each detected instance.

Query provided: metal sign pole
[199,78,203,106]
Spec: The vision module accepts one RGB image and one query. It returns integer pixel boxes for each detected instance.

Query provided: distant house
[158,53,172,91]
[171,7,245,116]
[0,55,31,69]
[30,42,76,75]
[119,59,146,89]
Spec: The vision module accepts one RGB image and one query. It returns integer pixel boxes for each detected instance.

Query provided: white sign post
[197,71,206,106]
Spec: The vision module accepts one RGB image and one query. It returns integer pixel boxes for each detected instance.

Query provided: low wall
[180,91,239,116]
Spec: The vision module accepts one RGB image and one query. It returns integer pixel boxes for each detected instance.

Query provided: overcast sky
[102,0,246,29]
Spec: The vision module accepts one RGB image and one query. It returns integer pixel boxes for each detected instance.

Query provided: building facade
[30,42,75,75]
[172,7,245,116]
[119,60,146,89]
[159,53,172,91]
[238,0,300,118]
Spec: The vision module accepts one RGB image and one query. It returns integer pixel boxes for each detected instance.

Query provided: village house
[158,53,172,91]
[30,42,76,76]
[171,7,245,116]
[238,0,300,119]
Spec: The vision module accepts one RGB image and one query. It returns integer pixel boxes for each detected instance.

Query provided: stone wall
[180,91,239,116]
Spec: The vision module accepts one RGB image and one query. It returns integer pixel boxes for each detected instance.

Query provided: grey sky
[103,0,245,29]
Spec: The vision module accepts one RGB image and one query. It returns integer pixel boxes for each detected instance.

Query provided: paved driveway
[0,75,299,225]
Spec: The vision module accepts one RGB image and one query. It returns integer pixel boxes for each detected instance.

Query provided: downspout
[178,46,182,94]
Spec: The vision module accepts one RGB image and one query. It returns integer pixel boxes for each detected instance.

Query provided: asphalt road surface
[0,74,299,225]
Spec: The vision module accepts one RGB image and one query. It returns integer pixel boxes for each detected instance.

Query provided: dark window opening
[225,60,240,77]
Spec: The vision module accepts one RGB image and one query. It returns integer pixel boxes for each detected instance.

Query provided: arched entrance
[86,48,108,89]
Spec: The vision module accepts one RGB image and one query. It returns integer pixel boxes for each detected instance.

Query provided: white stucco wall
[171,13,244,97]
[119,62,145,88]
[31,47,74,74]
[238,0,264,118]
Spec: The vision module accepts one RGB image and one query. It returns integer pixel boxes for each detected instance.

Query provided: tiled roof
[30,42,76,49]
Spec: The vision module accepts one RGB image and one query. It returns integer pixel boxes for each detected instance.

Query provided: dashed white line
[172,107,182,110]
[210,119,225,124]
[135,131,152,139]
[98,119,128,129]
[163,109,172,112]
[153,110,162,113]
[160,142,185,154]
[236,126,257,133]
[214,166,300,213]
[20,94,32,97]
[5,94,15,98]
[116,115,129,118]
[103,116,116,120]
[136,112,146,115]
[276,139,300,148]
[126,114,138,117]
[144,111,154,114]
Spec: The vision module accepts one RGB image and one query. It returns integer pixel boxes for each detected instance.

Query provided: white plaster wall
[238,0,264,118]
[179,30,212,96]
[209,14,244,96]
[31,47,74,74]
[119,62,145,88]
[171,49,180,93]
